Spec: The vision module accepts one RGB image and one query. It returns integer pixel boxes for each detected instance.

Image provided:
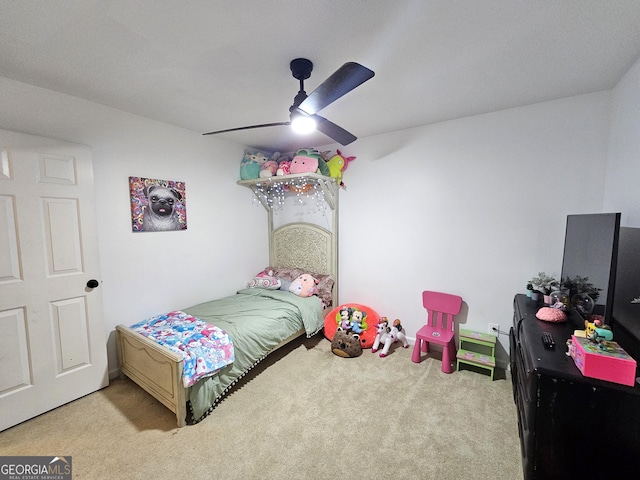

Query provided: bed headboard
[270,222,338,307]
[271,223,334,275]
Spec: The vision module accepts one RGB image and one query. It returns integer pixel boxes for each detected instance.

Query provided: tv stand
[510,294,640,479]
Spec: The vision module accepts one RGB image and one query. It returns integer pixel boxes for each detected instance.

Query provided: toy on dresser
[584,319,614,348]
[372,317,409,357]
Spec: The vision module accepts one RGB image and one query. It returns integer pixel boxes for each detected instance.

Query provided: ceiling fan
[203,58,375,146]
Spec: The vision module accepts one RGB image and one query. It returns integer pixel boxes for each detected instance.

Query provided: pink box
[570,335,637,387]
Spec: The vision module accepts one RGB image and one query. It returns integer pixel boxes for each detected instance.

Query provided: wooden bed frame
[116,324,305,427]
[117,175,338,427]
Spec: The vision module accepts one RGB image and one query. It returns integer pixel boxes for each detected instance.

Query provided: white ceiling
[1,1,640,152]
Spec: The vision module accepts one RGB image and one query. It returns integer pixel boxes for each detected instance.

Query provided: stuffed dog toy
[143,185,183,231]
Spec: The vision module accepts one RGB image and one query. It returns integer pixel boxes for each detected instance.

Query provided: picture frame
[129,176,187,232]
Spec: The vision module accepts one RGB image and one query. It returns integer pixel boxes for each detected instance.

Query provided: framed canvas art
[129,176,187,232]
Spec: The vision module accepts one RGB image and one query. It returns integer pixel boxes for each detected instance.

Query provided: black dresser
[510,294,640,480]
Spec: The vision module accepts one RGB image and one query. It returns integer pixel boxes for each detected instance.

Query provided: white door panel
[0,130,108,431]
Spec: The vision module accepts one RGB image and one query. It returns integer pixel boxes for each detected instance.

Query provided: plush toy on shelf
[326,149,356,188]
[289,147,330,175]
[240,150,270,180]
[276,160,291,176]
[259,160,278,178]
[372,318,409,357]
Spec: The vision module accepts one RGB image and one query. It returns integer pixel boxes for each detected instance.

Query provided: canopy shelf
[237,173,338,211]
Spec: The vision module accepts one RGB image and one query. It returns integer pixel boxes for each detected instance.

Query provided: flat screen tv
[560,213,621,325]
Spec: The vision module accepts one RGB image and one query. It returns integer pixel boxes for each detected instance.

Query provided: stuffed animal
[290,147,320,174]
[289,147,330,176]
[372,318,391,355]
[585,319,613,345]
[336,306,352,331]
[326,149,356,188]
[288,273,318,297]
[276,160,291,176]
[255,269,273,278]
[372,318,409,357]
[350,308,368,334]
[247,269,281,290]
[259,160,278,178]
[324,303,380,349]
[331,329,363,358]
[240,150,270,180]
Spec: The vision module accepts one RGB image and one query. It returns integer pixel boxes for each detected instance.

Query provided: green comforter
[183,288,324,423]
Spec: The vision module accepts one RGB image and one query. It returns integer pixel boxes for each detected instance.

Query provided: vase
[550,290,569,312]
[543,294,552,305]
[531,291,540,301]
[550,290,570,311]
[571,293,595,319]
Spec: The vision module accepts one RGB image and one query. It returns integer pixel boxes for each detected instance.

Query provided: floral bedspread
[131,311,234,388]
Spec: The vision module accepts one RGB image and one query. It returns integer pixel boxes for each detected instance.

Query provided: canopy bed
[116,173,338,427]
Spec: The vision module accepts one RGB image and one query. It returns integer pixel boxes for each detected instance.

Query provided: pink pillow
[247,269,281,290]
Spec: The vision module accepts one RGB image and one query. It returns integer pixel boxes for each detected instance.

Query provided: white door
[0,129,108,431]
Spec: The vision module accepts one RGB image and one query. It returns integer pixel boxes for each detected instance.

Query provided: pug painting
[129,177,187,232]
[142,184,183,231]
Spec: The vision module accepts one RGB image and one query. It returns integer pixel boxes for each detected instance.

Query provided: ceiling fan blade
[298,62,374,115]
[313,114,357,146]
[203,122,289,135]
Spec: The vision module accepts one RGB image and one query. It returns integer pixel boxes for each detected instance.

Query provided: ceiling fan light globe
[291,115,316,134]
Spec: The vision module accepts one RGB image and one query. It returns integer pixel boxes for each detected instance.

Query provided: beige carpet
[0,335,523,479]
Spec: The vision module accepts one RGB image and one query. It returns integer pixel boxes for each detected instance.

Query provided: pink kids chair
[411,290,463,373]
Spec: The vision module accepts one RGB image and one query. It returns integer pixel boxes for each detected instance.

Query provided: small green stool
[456,329,496,380]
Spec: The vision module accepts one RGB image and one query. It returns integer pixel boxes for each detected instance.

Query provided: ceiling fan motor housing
[290,58,313,80]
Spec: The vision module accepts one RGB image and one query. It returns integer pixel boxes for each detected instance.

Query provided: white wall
[0,78,266,376]
[604,55,640,227]
[0,76,620,371]
[338,92,612,363]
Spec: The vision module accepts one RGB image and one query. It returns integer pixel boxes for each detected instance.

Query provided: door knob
[86,279,99,289]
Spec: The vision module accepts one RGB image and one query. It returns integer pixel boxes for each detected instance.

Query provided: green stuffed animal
[240,149,270,180]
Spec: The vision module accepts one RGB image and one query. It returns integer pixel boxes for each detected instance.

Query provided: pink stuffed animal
[276,160,291,176]
[259,160,278,178]
[288,273,318,298]
[290,148,322,174]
